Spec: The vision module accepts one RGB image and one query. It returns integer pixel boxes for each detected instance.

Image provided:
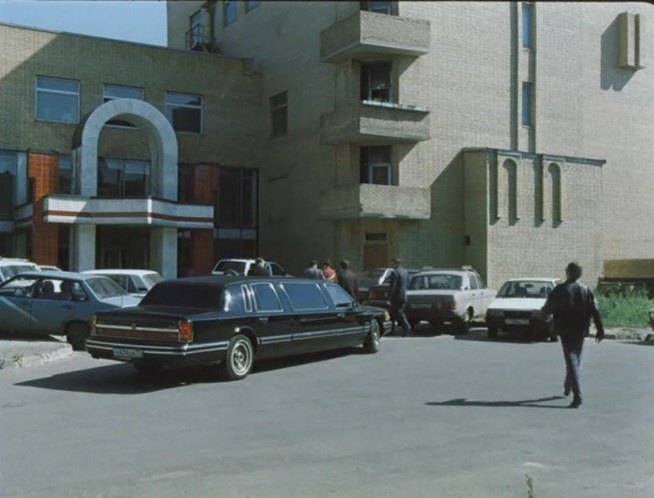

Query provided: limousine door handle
[337,313,345,319]
[258,317,269,323]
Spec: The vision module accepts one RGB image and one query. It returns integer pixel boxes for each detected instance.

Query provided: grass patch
[596,288,652,328]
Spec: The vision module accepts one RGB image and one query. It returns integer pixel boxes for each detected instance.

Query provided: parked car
[356,268,394,302]
[405,267,496,333]
[86,276,392,380]
[485,278,560,341]
[0,257,40,283]
[82,269,164,299]
[0,271,140,350]
[211,259,289,277]
[364,268,422,309]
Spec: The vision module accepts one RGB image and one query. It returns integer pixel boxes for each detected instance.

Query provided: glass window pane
[283,282,327,310]
[170,107,202,133]
[522,82,532,126]
[224,1,238,25]
[370,165,390,185]
[325,284,353,307]
[104,84,143,100]
[166,92,201,107]
[37,76,78,93]
[58,154,72,195]
[251,283,283,312]
[0,151,16,217]
[522,3,533,49]
[36,91,78,123]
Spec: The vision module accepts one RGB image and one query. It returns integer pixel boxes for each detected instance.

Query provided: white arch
[72,98,178,200]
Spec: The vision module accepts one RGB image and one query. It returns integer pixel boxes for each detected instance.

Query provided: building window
[216,168,258,229]
[548,162,562,222]
[0,150,16,218]
[246,0,259,12]
[223,0,237,26]
[103,84,144,128]
[521,82,532,127]
[35,76,79,124]
[270,91,287,138]
[165,91,203,134]
[522,3,533,49]
[360,62,392,102]
[98,158,150,197]
[503,159,518,222]
[360,1,393,15]
[58,154,73,195]
[190,10,202,47]
[360,146,392,185]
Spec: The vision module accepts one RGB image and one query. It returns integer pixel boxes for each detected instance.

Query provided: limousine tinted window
[325,283,353,307]
[251,282,283,312]
[223,285,248,313]
[140,283,222,309]
[282,282,328,311]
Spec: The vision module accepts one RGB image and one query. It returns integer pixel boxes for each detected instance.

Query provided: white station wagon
[485,278,561,341]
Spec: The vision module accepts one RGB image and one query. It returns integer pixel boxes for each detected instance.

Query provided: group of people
[303,259,359,299]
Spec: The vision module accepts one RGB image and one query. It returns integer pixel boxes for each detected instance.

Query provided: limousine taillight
[178,320,194,342]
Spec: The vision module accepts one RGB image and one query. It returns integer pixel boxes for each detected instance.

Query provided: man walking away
[541,261,605,408]
[337,260,359,299]
[247,257,271,276]
[387,258,412,337]
[322,259,337,282]
[303,260,325,280]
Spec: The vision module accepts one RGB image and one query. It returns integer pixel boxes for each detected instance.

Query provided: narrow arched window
[503,159,518,222]
[548,162,562,222]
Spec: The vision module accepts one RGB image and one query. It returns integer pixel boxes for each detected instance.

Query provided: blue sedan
[0,271,140,350]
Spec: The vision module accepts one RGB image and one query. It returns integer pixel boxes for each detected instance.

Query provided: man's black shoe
[568,399,582,408]
[564,387,571,397]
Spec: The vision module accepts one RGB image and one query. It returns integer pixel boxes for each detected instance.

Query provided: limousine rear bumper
[85,338,228,365]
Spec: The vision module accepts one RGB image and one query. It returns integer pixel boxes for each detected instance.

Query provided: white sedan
[485,278,561,341]
[82,269,163,299]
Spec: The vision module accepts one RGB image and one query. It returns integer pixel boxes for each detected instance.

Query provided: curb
[0,344,73,370]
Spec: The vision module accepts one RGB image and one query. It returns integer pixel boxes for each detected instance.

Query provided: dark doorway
[96,226,149,269]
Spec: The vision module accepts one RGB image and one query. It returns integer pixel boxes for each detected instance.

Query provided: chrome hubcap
[231,340,252,375]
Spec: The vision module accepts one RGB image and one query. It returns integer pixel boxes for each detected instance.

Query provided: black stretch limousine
[86,276,392,380]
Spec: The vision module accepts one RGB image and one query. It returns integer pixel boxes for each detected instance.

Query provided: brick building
[1,1,652,287]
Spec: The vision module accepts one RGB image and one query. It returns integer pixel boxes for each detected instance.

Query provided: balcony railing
[320,183,431,220]
[321,10,430,63]
[185,25,221,54]
[320,101,430,145]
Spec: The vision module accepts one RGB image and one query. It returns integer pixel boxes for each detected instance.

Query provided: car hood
[488,297,546,311]
[101,295,142,308]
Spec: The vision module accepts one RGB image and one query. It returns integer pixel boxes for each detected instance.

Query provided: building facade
[1,1,652,287]
[0,22,263,278]
[166,0,652,287]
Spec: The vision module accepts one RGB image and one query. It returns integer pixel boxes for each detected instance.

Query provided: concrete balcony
[320,101,430,144]
[320,183,431,220]
[321,10,430,63]
[42,195,214,229]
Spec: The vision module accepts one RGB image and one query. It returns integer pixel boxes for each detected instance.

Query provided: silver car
[0,271,140,350]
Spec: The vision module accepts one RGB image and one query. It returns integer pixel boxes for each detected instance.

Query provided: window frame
[360,145,392,185]
[190,10,202,46]
[270,91,288,138]
[35,75,80,124]
[103,83,144,129]
[521,82,533,127]
[521,3,534,49]
[250,282,284,313]
[360,61,393,103]
[164,91,204,135]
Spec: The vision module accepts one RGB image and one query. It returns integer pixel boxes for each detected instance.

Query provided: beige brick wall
[0,23,262,168]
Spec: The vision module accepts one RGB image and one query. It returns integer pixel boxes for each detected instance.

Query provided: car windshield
[498,281,553,298]
[140,283,223,309]
[0,264,37,280]
[85,277,129,299]
[143,273,163,288]
[214,261,246,274]
[409,274,462,290]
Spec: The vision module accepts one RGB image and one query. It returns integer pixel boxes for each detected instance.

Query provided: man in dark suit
[247,257,271,276]
[541,262,605,408]
[337,260,359,299]
[387,257,412,337]
[303,260,325,280]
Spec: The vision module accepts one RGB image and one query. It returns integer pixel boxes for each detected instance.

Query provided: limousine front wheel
[363,320,381,354]
[221,334,254,381]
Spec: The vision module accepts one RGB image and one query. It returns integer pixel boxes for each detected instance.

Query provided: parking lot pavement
[0,333,72,369]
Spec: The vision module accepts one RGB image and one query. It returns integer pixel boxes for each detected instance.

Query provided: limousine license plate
[113,348,143,359]
[505,318,530,325]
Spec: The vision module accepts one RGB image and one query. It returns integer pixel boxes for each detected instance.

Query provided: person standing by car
[247,257,271,276]
[303,260,325,280]
[541,261,605,409]
[387,258,411,337]
[337,260,359,299]
[322,259,337,282]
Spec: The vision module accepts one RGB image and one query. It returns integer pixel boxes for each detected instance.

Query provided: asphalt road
[1,328,653,498]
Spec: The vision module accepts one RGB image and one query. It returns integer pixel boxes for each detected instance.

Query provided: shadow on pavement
[453,329,555,345]
[14,349,356,394]
[426,395,569,409]
[0,332,65,343]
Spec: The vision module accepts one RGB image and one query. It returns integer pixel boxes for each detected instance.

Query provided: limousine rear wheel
[221,334,254,381]
[363,320,381,354]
